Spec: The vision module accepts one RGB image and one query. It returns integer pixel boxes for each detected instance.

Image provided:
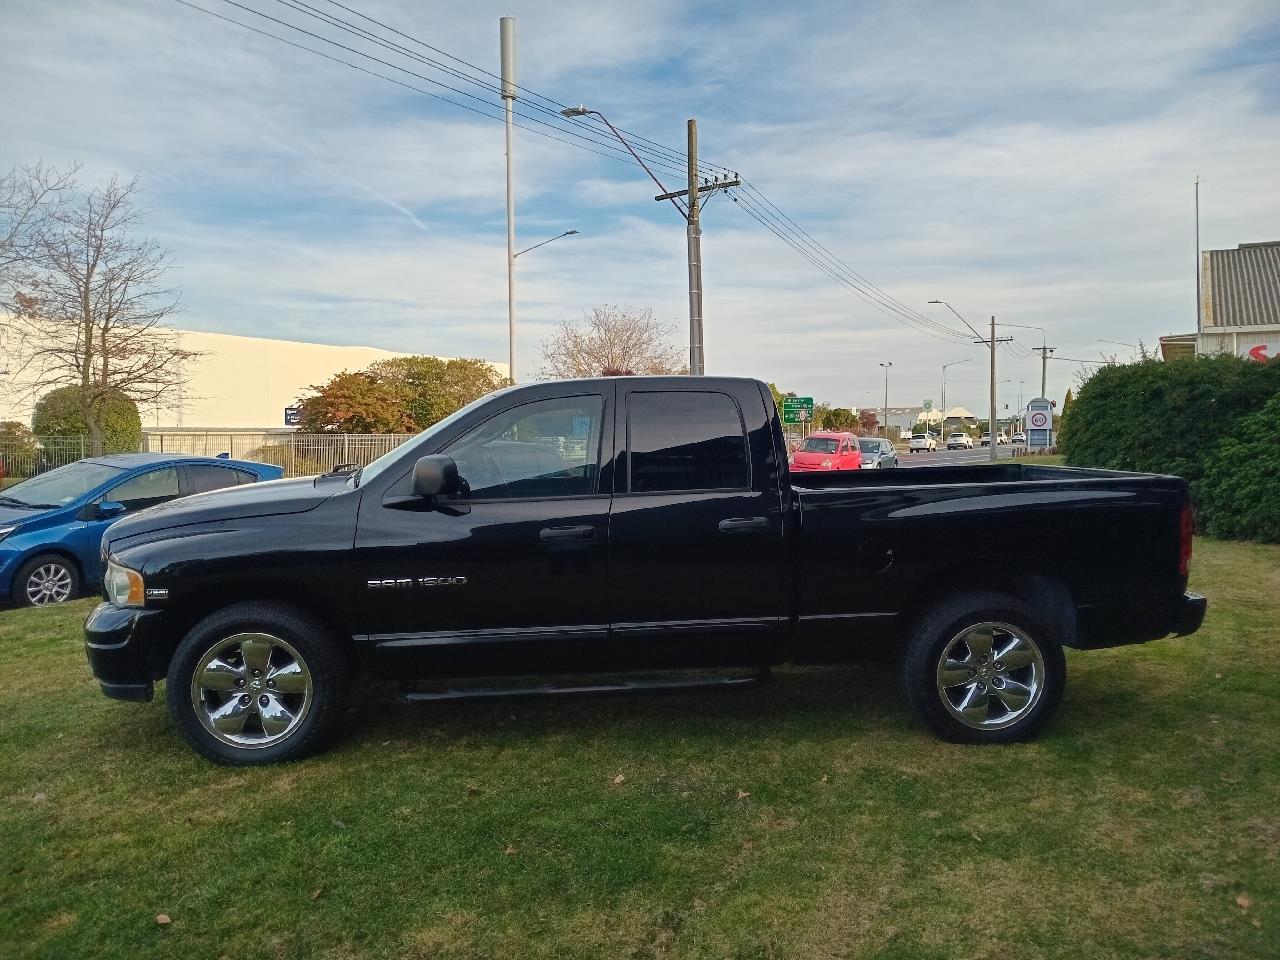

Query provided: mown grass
[1,538,1277,959]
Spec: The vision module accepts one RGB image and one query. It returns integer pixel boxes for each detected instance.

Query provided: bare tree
[538,305,686,380]
[0,161,78,286]
[6,175,198,454]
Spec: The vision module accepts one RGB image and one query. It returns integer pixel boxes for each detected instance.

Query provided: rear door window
[182,464,251,495]
[628,392,749,493]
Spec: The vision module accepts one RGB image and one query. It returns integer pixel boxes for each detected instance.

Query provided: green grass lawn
[2,539,1277,959]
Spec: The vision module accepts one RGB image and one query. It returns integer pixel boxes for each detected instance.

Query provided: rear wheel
[903,592,1065,743]
[13,554,80,607]
[166,602,350,764]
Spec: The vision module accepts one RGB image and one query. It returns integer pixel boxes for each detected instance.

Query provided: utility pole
[500,17,517,383]
[686,120,704,376]
[880,361,893,439]
[927,300,1009,461]
[562,106,738,376]
[1031,345,1057,399]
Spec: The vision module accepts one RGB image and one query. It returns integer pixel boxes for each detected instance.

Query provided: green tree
[1061,387,1074,417]
[294,370,415,434]
[31,385,141,452]
[1197,391,1280,542]
[823,407,858,431]
[370,356,508,428]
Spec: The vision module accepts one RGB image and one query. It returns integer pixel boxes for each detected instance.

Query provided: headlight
[104,558,145,608]
[0,525,15,543]
[787,455,795,465]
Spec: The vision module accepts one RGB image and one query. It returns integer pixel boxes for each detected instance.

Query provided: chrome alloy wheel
[26,562,73,605]
[935,622,1045,730]
[190,633,313,749]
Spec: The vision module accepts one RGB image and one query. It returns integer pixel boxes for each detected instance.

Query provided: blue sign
[284,406,301,426]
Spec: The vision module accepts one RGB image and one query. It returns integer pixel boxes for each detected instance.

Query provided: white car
[908,433,937,453]
[1011,432,1026,445]
[946,433,974,450]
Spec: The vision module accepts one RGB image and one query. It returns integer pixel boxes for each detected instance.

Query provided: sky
[3,0,1279,413]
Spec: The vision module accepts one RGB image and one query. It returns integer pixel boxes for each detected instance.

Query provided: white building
[1161,241,1280,362]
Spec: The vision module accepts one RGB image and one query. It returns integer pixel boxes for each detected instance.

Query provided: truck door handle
[718,517,769,534]
[539,525,596,543]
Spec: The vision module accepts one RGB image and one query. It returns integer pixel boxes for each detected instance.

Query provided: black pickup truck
[85,376,1205,764]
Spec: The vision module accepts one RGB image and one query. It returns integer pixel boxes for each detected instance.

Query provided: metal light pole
[500,17,517,383]
[1195,174,1202,335]
[929,301,1008,462]
[880,361,892,438]
[941,358,972,441]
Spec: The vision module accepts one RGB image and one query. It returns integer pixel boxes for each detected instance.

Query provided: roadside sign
[923,399,933,411]
[782,396,814,425]
[1026,398,1053,448]
[284,406,300,426]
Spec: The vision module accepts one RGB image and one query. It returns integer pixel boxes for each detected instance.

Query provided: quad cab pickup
[85,377,1206,764]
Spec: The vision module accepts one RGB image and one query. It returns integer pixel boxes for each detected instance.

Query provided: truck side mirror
[412,455,460,498]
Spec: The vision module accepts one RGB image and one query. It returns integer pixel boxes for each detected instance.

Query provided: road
[898,444,1020,468]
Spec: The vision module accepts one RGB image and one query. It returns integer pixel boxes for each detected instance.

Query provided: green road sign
[781,396,814,425]
[923,399,933,411]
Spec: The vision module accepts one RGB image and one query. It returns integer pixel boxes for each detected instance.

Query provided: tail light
[1178,502,1194,578]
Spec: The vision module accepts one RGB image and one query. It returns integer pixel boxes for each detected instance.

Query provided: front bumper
[84,602,171,702]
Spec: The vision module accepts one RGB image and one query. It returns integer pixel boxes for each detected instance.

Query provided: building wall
[1,327,508,429]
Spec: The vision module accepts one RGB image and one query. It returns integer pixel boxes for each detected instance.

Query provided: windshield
[800,437,840,454]
[858,440,880,454]
[0,460,126,508]
[356,387,516,487]
[911,434,927,440]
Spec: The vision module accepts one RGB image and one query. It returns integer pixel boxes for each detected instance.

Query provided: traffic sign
[1028,410,1050,429]
[782,396,814,424]
[923,399,933,412]
[1026,398,1054,449]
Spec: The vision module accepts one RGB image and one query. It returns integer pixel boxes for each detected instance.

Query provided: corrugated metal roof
[1204,242,1280,328]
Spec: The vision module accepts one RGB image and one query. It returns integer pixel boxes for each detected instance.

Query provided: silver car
[858,438,898,468]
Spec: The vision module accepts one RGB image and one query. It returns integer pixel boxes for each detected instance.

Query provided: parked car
[908,433,937,453]
[980,432,1011,447]
[1011,432,1026,445]
[1,454,283,607]
[858,437,898,468]
[85,376,1205,764]
[788,432,862,471]
[947,433,974,450]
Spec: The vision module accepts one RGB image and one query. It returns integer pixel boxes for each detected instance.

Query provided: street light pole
[929,300,1009,462]
[880,361,893,439]
[941,358,972,441]
[500,17,517,383]
[514,229,579,259]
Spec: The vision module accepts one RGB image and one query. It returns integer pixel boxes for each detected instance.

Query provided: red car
[788,431,862,471]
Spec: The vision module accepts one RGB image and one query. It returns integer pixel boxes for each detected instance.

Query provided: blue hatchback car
[0,454,284,607]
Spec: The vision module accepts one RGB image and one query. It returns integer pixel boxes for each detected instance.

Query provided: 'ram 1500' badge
[367,576,468,589]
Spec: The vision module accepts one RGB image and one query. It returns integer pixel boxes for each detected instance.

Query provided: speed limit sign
[1029,411,1049,429]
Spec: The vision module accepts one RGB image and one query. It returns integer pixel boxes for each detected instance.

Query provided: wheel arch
[905,567,1077,649]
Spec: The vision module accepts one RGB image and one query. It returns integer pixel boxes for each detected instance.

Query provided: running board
[400,669,770,704]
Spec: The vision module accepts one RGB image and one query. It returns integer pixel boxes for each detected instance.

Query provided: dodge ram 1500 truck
[84,377,1206,764]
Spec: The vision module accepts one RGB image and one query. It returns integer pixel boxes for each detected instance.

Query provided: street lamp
[941,358,972,440]
[879,361,893,438]
[514,229,579,258]
[929,299,999,463]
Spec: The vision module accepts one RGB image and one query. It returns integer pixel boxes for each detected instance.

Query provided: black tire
[12,553,81,607]
[903,591,1065,744]
[166,601,350,764]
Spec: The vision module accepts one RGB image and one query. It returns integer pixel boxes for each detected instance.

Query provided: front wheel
[13,554,80,606]
[903,592,1065,743]
[166,602,350,764]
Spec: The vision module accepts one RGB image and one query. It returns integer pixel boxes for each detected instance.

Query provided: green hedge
[1197,392,1280,543]
[1058,354,1280,483]
[32,386,142,453]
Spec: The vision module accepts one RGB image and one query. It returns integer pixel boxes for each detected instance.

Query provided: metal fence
[0,432,418,484]
[141,431,416,476]
[1,435,103,484]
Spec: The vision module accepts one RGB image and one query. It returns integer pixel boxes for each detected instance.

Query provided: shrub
[1058,354,1280,484]
[31,386,142,453]
[1196,391,1280,543]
